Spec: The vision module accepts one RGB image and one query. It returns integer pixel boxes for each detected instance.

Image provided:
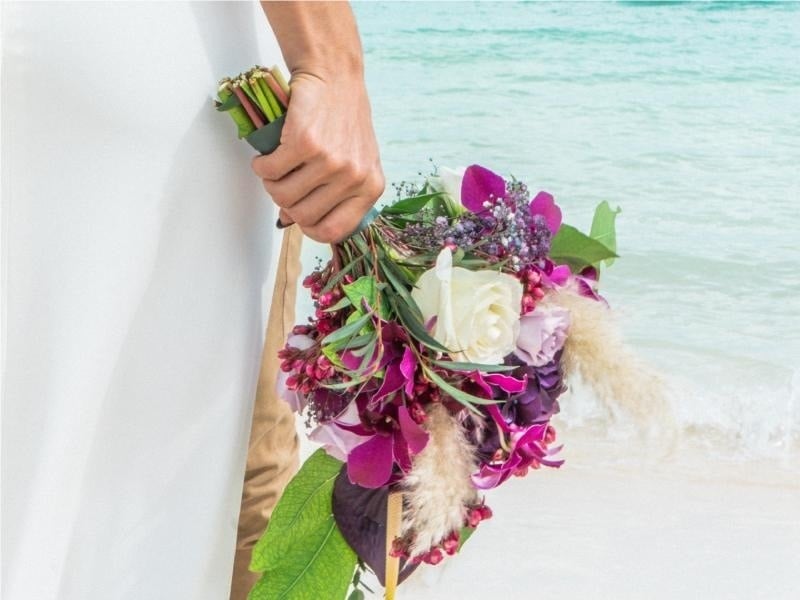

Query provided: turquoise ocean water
[352,1,800,460]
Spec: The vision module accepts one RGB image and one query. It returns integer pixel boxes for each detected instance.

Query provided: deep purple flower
[503,352,565,426]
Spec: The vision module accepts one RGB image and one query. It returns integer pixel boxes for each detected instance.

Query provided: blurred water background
[341,0,800,465]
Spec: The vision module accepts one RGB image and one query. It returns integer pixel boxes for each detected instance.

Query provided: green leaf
[342,276,378,309]
[380,258,424,322]
[350,337,377,358]
[589,201,621,267]
[423,368,497,413]
[320,312,373,347]
[321,344,346,368]
[249,450,356,600]
[321,376,372,390]
[392,298,450,354]
[381,192,443,215]
[458,526,476,552]
[323,296,352,313]
[348,590,366,600]
[321,257,364,295]
[431,360,516,373]
[550,224,618,272]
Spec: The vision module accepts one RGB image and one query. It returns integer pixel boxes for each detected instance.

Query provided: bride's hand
[251,70,384,244]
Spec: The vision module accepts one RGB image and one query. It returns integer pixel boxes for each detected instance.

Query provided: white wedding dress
[1,3,284,598]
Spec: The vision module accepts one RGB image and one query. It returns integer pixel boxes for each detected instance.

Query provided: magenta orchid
[471,403,564,490]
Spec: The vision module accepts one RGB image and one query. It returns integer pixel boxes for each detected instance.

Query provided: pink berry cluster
[389,503,493,566]
[517,266,546,314]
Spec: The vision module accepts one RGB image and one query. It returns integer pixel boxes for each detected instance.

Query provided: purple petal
[347,434,395,489]
[332,471,419,586]
[397,405,429,455]
[483,372,527,394]
[309,420,370,462]
[529,191,562,234]
[486,403,512,433]
[393,434,412,473]
[376,363,406,401]
[276,370,306,412]
[547,264,572,287]
[341,350,363,372]
[471,464,513,490]
[400,347,417,396]
[461,164,506,213]
[468,371,494,399]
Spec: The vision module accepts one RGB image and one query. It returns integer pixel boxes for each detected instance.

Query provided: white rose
[411,248,523,364]
[427,166,465,204]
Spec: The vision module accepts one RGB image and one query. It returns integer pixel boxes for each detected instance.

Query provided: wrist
[289,51,364,85]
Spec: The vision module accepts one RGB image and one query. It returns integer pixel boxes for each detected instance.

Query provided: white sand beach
[400,433,800,599]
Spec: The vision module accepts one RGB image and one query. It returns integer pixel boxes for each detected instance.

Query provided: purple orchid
[471,402,564,490]
[529,191,562,235]
[460,164,506,213]
[346,404,429,488]
[333,321,429,488]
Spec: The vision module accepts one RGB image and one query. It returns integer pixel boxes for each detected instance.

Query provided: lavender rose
[514,305,570,367]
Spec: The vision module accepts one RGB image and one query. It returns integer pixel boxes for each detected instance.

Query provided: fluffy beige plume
[549,288,673,426]
[400,404,478,556]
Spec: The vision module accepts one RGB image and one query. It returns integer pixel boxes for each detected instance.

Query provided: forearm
[260,1,364,80]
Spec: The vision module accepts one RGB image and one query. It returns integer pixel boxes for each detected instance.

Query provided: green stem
[218,83,256,138]
[264,71,290,109]
[256,74,283,118]
[250,76,276,122]
[232,83,265,129]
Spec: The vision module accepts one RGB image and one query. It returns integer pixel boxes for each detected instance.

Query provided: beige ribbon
[384,492,403,600]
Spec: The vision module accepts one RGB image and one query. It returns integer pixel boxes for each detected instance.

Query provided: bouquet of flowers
[218,68,632,600]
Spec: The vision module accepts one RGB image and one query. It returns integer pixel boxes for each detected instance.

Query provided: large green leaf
[381,192,443,215]
[550,224,618,272]
[249,450,356,600]
[589,201,621,267]
[342,276,377,309]
[342,276,390,320]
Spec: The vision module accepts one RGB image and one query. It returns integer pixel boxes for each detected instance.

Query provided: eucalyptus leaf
[550,224,618,272]
[322,377,373,390]
[431,360,516,373]
[393,298,450,354]
[423,368,496,413]
[249,450,356,600]
[321,312,373,347]
[350,337,377,358]
[321,257,364,294]
[323,296,353,313]
[589,201,621,267]
[380,258,423,322]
